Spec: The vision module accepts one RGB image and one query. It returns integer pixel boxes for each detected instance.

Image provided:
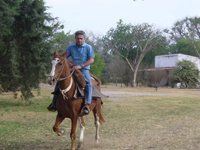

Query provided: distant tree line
[1,0,200,101]
[101,17,200,87]
[51,17,200,88]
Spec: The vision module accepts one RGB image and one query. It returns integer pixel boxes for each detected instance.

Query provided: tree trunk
[133,54,145,87]
[21,84,34,103]
[133,66,139,87]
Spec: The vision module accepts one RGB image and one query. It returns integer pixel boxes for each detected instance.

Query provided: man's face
[75,34,85,46]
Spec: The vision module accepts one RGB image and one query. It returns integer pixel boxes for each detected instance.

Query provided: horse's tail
[97,100,105,124]
[98,111,105,124]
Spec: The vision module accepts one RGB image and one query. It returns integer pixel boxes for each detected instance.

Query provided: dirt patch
[103,90,168,98]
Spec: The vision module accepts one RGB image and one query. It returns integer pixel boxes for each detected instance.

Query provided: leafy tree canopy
[0,0,62,101]
[173,60,199,88]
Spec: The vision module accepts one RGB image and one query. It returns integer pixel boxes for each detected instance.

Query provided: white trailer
[155,54,200,71]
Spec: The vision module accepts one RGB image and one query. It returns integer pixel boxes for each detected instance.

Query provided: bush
[173,60,200,88]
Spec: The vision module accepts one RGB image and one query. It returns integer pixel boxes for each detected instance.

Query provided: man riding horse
[48,30,94,116]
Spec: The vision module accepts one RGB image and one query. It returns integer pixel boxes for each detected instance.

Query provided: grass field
[0,85,200,150]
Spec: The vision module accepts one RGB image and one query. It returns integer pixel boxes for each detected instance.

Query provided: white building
[155,54,200,71]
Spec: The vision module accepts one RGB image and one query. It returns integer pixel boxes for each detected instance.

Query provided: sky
[44,0,200,36]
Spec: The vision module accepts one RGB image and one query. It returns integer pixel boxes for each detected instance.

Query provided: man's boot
[47,83,60,112]
[47,94,57,112]
[79,104,90,116]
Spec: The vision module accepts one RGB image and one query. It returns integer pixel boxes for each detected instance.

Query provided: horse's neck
[59,76,76,100]
[59,78,70,89]
[59,61,71,89]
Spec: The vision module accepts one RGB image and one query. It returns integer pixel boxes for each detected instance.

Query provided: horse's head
[48,52,69,85]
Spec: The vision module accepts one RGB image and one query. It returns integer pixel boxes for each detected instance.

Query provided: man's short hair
[75,30,86,37]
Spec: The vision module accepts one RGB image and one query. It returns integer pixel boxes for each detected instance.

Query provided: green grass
[0,87,200,150]
[0,92,56,148]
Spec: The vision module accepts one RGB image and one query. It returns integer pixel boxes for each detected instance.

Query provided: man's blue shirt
[66,43,94,70]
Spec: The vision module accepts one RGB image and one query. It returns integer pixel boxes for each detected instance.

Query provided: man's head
[75,30,86,46]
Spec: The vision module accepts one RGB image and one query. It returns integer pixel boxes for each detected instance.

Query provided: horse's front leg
[70,115,78,150]
[78,117,85,149]
[53,114,65,136]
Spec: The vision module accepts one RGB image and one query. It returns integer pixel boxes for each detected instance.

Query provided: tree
[173,60,199,88]
[0,0,20,91]
[142,45,169,68]
[168,17,200,58]
[169,38,198,56]
[90,52,105,80]
[103,20,167,86]
[106,55,131,86]
[14,0,62,100]
[0,0,62,101]
[50,31,74,52]
[170,17,200,40]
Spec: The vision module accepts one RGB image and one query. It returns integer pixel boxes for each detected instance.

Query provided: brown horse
[48,52,105,150]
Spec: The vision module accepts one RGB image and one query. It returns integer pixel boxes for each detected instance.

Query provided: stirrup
[79,104,90,116]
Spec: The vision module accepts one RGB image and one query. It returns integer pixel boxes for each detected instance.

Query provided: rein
[57,68,75,81]
[56,59,75,81]
[55,59,77,100]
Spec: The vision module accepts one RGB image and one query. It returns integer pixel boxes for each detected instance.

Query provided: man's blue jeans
[81,69,92,104]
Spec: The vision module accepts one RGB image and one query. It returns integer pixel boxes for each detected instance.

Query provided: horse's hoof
[57,131,62,136]
[60,129,65,134]
[57,132,61,136]
[56,129,64,136]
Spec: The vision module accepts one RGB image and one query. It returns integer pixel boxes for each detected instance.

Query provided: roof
[139,67,175,72]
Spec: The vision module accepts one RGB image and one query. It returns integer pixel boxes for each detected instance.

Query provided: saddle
[72,69,107,99]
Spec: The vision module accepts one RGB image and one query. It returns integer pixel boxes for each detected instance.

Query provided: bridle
[53,58,75,82]
[50,57,77,100]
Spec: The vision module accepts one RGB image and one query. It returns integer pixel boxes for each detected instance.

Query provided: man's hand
[74,65,82,70]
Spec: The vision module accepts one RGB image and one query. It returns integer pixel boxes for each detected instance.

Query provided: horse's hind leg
[93,108,100,144]
[53,114,65,136]
[78,117,85,149]
[70,115,78,150]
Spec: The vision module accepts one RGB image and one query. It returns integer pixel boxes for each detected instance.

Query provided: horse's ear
[53,51,59,58]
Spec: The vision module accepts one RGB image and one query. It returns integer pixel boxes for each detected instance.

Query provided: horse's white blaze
[79,122,85,143]
[49,58,59,77]
[95,115,100,143]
